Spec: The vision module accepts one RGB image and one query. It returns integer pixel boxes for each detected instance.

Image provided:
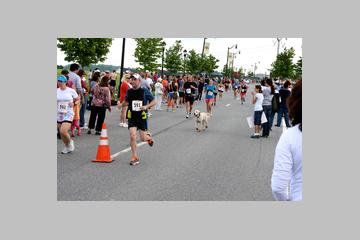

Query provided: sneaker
[186,114,189,118]
[146,133,154,147]
[130,156,140,166]
[68,140,75,151]
[122,123,128,128]
[87,129,92,134]
[250,134,260,139]
[61,147,72,154]
[95,131,101,135]
[119,122,124,127]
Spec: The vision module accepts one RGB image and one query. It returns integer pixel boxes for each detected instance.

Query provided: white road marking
[111,142,147,160]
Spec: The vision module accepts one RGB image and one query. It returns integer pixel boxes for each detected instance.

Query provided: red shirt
[120,81,130,102]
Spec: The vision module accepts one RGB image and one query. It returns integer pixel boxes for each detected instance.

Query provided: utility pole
[118,38,126,99]
[201,38,207,75]
[276,38,287,56]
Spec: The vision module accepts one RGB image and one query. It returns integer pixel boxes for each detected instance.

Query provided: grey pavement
[57,85,284,201]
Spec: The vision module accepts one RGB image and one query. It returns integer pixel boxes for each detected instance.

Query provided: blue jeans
[276,105,291,127]
[80,95,88,127]
[261,105,272,136]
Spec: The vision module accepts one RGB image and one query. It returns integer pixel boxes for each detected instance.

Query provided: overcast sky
[57,38,302,75]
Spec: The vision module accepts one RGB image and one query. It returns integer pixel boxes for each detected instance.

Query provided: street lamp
[161,42,166,78]
[226,44,237,78]
[183,49,187,76]
[231,50,241,80]
[201,38,207,75]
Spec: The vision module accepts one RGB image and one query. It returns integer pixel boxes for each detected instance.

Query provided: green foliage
[185,50,200,75]
[294,57,302,80]
[202,54,219,74]
[57,38,113,68]
[247,71,254,77]
[222,64,232,77]
[164,40,183,75]
[134,38,164,72]
[270,47,296,79]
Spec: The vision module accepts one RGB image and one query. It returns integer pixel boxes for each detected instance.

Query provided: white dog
[193,109,210,132]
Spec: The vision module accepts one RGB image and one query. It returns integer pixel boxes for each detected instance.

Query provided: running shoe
[68,140,75,151]
[95,131,101,135]
[123,123,128,128]
[146,132,154,147]
[250,134,260,139]
[119,122,124,127]
[130,156,140,165]
[186,114,189,118]
[61,147,71,154]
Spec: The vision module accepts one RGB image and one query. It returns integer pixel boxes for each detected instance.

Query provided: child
[250,85,264,138]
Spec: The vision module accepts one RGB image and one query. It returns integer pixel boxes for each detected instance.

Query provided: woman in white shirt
[57,75,79,154]
[271,80,302,201]
[250,85,264,138]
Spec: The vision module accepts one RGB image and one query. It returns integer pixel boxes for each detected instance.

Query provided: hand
[140,105,147,111]
[117,101,121,110]
[108,107,112,112]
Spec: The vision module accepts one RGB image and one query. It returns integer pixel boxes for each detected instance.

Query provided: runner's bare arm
[140,99,156,111]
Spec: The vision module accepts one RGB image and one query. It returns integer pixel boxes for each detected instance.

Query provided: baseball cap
[57,75,67,82]
[130,73,141,80]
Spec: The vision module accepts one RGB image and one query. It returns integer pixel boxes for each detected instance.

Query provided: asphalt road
[57,84,284,201]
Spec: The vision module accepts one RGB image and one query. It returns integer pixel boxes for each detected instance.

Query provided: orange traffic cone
[92,123,113,163]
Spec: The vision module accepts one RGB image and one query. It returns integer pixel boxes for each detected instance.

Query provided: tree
[134,38,164,72]
[294,57,302,79]
[185,50,200,75]
[222,64,232,77]
[247,71,254,77]
[202,54,219,74]
[164,40,183,75]
[270,47,296,79]
[57,38,113,68]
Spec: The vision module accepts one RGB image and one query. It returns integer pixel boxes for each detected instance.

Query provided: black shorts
[57,120,72,124]
[128,118,148,131]
[185,95,195,105]
[110,80,116,87]
[179,91,184,97]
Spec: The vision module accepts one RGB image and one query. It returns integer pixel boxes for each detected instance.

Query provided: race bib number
[58,102,68,113]
[132,100,143,111]
[241,89,245,92]
[208,91,213,96]
[186,88,191,94]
